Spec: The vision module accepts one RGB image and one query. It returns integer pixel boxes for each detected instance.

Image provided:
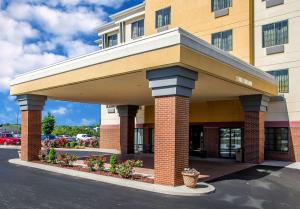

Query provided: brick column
[17,95,46,161]
[117,105,139,154]
[147,66,198,186]
[240,95,270,164]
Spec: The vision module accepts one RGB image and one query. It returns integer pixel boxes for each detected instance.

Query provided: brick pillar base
[120,115,135,154]
[154,96,189,186]
[244,111,265,164]
[21,111,42,161]
[117,105,139,154]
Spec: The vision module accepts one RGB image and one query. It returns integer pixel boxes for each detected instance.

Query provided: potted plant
[181,168,200,188]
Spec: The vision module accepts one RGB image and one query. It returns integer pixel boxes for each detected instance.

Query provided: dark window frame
[212,29,233,51]
[107,33,118,47]
[155,7,171,28]
[267,69,289,93]
[211,0,233,11]
[131,19,145,39]
[262,19,289,48]
[265,127,289,152]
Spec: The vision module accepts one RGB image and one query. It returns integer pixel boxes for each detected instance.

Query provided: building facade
[254,0,300,161]
[11,0,284,186]
[99,0,300,162]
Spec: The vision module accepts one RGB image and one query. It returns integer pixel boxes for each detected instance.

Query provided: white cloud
[0,0,129,92]
[50,107,68,115]
[80,118,96,126]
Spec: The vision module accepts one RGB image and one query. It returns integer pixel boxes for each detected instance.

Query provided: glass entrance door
[219,128,241,158]
[189,125,204,156]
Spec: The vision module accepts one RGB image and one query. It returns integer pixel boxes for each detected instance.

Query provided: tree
[42,112,56,135]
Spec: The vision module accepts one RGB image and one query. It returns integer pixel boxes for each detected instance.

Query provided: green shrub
[47,148,56,163]
[109,154,118,174]
[116,161,133,178]
[69,141,77,148]
[134,160,143,168]
[84,155,106,171]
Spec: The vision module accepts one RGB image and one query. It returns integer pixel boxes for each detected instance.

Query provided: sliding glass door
[219,128,242,158]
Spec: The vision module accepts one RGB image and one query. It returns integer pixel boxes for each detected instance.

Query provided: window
[212,0,232,11]
[267,69,289,93]
[131,19,144,39]
[262,20,288,48]
[107,34,118,47]
[134,128,144,153]
[155,7,171,28]
[265,128,289,152]
[212,30,233,51]
[219,128,241,158]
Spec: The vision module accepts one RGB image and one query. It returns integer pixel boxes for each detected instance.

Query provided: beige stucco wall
[144,0,253,63]
[255,0,300,122]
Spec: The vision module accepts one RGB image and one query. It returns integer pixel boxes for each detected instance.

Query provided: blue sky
[0,0,143,126]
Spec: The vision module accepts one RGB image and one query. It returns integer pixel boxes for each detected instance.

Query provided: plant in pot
[181,168,200,188]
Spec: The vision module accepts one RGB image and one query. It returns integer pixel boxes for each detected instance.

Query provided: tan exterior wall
[144,0,253,63]
[144,100,244,124]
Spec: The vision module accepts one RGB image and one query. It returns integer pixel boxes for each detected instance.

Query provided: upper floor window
[155,7,171,28]
[265,128,289,152]
[212,0,232,11]
[132,19,144,39]
[107,34,118,47]
[212,29,232,51]
[267,69,289,93]
[262,20,288,48]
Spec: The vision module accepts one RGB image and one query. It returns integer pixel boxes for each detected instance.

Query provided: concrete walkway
[9,158,215,196]
[262,160,300,170]
[0,145,119,154]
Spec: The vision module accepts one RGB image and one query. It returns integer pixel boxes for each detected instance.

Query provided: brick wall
[154,96,189,186]
[244,112,265,164]
[100,125,120,151]
[21,111,42,161]
[203,127,219,157]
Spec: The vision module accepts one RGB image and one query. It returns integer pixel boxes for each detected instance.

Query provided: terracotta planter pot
[182,171,200,188]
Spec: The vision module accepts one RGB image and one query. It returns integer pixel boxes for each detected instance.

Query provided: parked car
[57,135,76,142]
[76,134,93,141]
[13,134,21,139]
[41,135,56,141]
[0,132,21,145]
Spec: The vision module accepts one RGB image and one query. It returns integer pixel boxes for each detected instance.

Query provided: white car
[76,134,93,141]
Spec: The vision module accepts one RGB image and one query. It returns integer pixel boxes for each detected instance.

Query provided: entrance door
[189,125,204,156]
[219,128,241,158]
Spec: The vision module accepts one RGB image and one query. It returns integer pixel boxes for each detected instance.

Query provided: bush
[126,160,143,168]
[116,161,133,178]
[57,152,78,167]
[84,155,106,171]
[54,138,68,148]
[78,139,99,148]
[109,154,118,174]
[47,148,56,163]
[38,149,49,161]
[69,141,77,148]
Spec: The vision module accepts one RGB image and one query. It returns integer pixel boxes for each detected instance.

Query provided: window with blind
[131,19,144,39]
[212,0,232,11]
[212,30,233,51]
[265,128,289,152]
[267,69,289,93]
[262,20,288,48]
[155,7,171,28]
[107,34,118,47]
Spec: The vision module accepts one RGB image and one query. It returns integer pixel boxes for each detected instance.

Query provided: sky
[0,0,143,126]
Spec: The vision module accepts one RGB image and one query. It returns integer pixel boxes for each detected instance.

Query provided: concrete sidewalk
[262,160,300,170]
[9,158,215,196]
[0,145,119,154]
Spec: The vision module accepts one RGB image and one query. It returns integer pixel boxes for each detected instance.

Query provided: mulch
[33,160,154,184]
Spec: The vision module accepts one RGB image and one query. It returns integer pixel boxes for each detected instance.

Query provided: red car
[0,132,21,145]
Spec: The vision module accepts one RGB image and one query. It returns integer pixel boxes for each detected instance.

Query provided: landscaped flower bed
[42,138,99,149]
[36,149,153,184]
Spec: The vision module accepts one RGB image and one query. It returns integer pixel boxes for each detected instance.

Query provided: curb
[9,158,215,196]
